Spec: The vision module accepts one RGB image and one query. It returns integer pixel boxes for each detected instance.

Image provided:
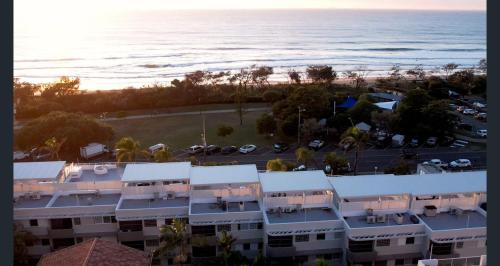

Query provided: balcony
[116,197,189,220]
[48,228,74,238]
[264,207,343,234]
[346,250,378,262]
[344,213,425,240]
[189,201,262,224]
[264,195,332,209]
[266,246,296,257]
[340,198,408,216]
[117,230,145,242]
[418,210,486,241]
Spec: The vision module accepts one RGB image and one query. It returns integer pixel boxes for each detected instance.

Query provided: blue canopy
[338,96,357,108]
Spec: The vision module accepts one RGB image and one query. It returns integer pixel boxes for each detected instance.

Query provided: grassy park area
[107,109,280,151]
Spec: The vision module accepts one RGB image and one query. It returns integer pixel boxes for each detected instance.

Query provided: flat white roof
[259,170,332,193]
[121,162,191,182]
[190,165,259,186]
[328,171,486,198]
[14,161,66,181]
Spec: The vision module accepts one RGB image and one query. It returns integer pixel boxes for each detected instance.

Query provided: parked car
[13,151,30,161]
[423,159,448,168]
[273,143,289,153]
[456,106,465,112]
[450,159,472,168]
[205,145,221,155]
[308,140,325,150]
[474,112,487,121]
[148,143,166,155]
[425,137,438,147]
[293,165,307,171]
[476,129,487,138]
[409,138,419,148]
[239,144,257,154]
[221,146,237,155]
[439,136,455,146]
[448,103,458,110]
[187,145,204,155]
[30,147,51,161]
[462,108,478,115]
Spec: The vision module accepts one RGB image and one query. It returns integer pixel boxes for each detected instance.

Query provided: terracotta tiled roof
[37,238,151,266]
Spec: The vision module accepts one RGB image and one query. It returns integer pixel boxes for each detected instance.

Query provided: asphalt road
[174,144,487,173]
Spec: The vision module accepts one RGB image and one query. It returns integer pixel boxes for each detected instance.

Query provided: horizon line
[126,7,486,12]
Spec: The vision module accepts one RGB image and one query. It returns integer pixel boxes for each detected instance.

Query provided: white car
[476,129,487,138]
[239,144,257,154]
[450,159,472,168]
[13,151,30,160]
[423,159,448,168]
[187,145,204,155]
[462,109,478,115]
[308,140,325,150]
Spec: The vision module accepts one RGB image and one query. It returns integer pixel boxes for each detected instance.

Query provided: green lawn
[107,110,281,151]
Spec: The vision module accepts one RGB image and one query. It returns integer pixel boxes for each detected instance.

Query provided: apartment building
[13,161,486,266]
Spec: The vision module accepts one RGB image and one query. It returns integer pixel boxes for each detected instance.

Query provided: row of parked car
[423,158,473,169]
[450,103,487,121]
[186,144,258,155]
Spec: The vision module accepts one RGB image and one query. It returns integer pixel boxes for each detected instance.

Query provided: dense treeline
[14,61,486,120]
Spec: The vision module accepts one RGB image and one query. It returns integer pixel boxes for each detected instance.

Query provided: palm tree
[153,148,171,162]
[295,147,314,168]
[315,258,328,266]
[154,218,188,265]
[339,127,369,175]
[43,137,67,160]
[14,224,37,266]
[218,230,237,266]
[114,137,149,162]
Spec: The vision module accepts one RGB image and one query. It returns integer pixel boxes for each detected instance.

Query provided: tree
[14,224,37,266]
[230,67,253,125]
[389,64,404,81]
[420,100,459,138]
[262,89,285,103]
[295,147,314,167]
[339,127,369,175]
[371,110,397,131]
[306,65,336,84]
[40,76,80,99]
[256,114,277,135]
[15,111,114,154]
[348,100,378,124]
[385,160,411,175]
[217,125,234,138]
[442,63,459,80]
[343,66,369,89]
[315,258,328,266]
[449,69,475,95]
[252,252,268,266]
[218,230,237,266]
[477,58,487,73]
[288,69,302,84]
[13,79,40,104]
[43,137,67,160]
[154,218,188,265]
[153,149,171,162]
[300,118,321,142]
[394,88,431,136]
[273,87,332,121]
[114,137,149,162]
[324,152,349,175]
[406,64,426,81]
[266,158,289,171]
[251,66,274,88]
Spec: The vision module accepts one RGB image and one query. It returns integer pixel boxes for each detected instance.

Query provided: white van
[148,143,166,155]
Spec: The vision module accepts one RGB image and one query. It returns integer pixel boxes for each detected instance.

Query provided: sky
[15,0,486,14]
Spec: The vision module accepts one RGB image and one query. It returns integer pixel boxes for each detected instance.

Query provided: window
[332,253,342,259]
[412,258,421,264]
[165,218,173,226]
[316,233,325,240]
[268,235,293,247]
[395,259,404,265]
[376,239,390,247]
[167,258,174,265]
[192,246,217,258]
[146,239,160,247]
[52,238,75,249]
[348,239,374,253]
[191,225,216,236]
[119,220,143,232]
[238,223,249,230]
[41,239,50,246]
[29,219,38,227]
[243,243,251,250]
[217,224,231,232]
[249,223,262,230]
[73,218,81,225]
[103,216,116,223]
[258,242,263,250]
[295,234,309,242]
[144,219,157,227]
[294,256,308,264]
[93,216,104,224]
[456,241,464,249]
[50,218,73,230]
[75,237,83,243]
[406,237,415,245]
[374,261,387,266]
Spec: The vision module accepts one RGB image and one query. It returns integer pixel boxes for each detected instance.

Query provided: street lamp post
[297,107,306,146]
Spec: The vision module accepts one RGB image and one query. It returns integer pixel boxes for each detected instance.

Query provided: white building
[13,161,486,266]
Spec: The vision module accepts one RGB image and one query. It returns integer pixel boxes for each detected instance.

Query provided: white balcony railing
[122,184,189,196]
[412,197,476,214]
[340,200,408,215]
[264,195,332,209]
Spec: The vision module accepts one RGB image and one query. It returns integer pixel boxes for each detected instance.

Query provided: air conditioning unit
[366,215,376,224]
[394,213,404,225]
[376,215,386,223]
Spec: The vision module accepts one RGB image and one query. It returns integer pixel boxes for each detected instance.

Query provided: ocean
[14,9,486,90]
